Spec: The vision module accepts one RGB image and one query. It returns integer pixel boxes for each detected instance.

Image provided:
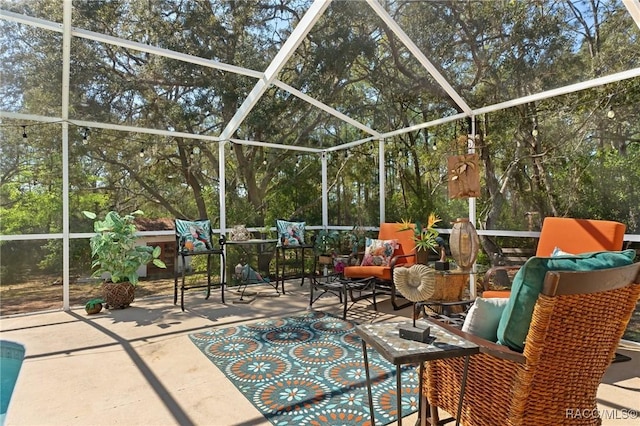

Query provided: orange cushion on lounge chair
[535,217,625,257]
[483,217,626,299]
[482,290,511,298]
[344,265,393,281]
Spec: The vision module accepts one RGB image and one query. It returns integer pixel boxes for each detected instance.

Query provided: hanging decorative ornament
[447,153,480,199]
[449,218,480,271]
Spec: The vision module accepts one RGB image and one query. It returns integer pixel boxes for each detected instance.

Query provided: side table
[417,269,476,327]
[356,319,479,426]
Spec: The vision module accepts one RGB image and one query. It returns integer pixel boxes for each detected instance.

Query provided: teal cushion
[497,249,636,352]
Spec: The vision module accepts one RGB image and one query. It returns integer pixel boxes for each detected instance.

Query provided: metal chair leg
[205,253,212,300]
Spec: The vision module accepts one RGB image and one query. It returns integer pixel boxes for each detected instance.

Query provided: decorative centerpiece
[450,218,480,271]
[83,210,166,309]
[393,263,436,343]
[398,213,447,268]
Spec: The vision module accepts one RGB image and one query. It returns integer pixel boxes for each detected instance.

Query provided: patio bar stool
[274,219,312,293]
[174,218,226,311]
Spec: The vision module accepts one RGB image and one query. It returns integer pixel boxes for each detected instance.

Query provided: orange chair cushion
[535,217,625,257]
[482,290,511,299]
[343,265,392,281]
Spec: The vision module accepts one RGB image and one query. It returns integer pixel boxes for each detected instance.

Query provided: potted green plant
[398,213,447,266]
[332,226,367,269]
[83,210,166,309]
[313,229,340,265]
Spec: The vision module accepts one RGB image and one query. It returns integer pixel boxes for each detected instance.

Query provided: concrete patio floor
[1,280,638,426]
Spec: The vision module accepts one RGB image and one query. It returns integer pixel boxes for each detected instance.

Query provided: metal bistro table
[226,239,279,299]
[356,319,479,426]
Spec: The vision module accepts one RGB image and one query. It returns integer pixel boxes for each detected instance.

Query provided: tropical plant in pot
[83,210,166,309]
[398,213,447,265]
[313,229,340,265]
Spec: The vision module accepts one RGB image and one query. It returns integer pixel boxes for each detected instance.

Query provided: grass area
[0,275,183,317]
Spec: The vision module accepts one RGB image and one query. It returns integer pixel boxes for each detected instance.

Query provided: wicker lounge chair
[422,261,640,426]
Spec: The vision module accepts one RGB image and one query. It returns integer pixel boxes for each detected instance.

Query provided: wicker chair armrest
[483,265,522,291]
[426,318,526,364]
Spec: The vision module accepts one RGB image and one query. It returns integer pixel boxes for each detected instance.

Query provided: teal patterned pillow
[175,219,212,252]
[276,220,306,247]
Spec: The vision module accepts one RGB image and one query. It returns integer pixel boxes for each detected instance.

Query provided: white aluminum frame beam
[378,139,385,224]
[61,1,72,310]
[622,0,640,30]
[229,138,322,153]
[472,67,640,117]
[218,141,227,281]
[468,116,477,299]
[0,10,262,79]
[273,80,380,137]
[321,152,329,229]
[367,0,473,116]
[1,113,224,143]
[219,0,332,141]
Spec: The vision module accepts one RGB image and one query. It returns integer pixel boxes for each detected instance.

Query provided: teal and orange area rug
[189,310,419,425]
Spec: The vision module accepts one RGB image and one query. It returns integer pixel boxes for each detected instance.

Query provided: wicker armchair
[422,262,640,426]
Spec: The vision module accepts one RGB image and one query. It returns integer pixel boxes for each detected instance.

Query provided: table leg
[362,340,375,426]
[418,362,424,426]
[341,281,348,320]
[396,364,403,426]
[277,248,285,294]
[300,247,306,286]
[455,355,471,426]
